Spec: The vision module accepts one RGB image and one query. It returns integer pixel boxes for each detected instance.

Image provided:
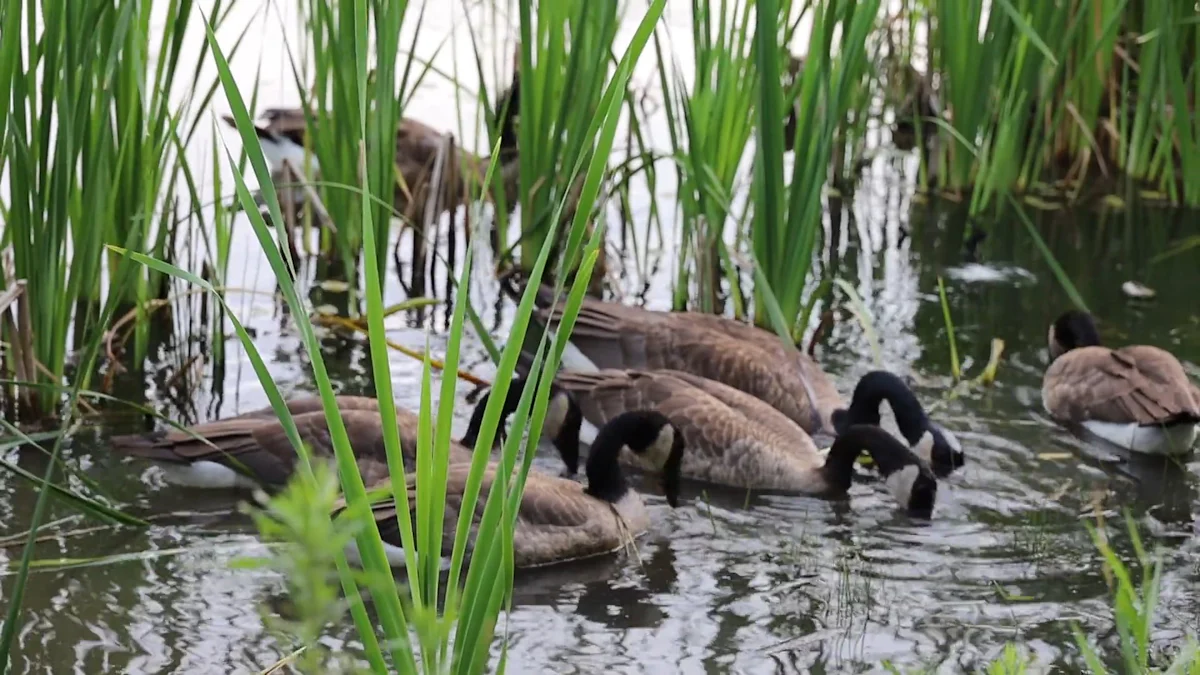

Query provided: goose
[1042,310,1200,455]
[345,409,685,569]
[221,65,523,233]
[110,396,482,490]
[485,369,938,517]
[505,280,845,437]
[830,370,965,477]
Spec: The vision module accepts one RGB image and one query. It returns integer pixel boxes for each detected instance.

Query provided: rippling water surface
[3,3,1199,674]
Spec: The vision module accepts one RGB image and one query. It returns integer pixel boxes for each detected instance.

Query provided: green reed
[0,0,240,416]
[510,0,618,280]
[291,0,412,279]
[919,0,1200,210]
[752,0,879,339]
[656,0,760,314]
[112,1,667,671]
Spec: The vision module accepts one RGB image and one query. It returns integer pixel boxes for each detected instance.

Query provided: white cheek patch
[885,464,920,507]
[914,431,935,464]
[644,425,676,470]
[544,393,569,438]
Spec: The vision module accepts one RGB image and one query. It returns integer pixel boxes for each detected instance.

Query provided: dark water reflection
[2,169,1199,673]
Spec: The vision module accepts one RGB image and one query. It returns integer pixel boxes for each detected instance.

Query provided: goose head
[587,410,685,508]
[1048,310,1101,360]
[831,370,964,477]
[823,424,938,518]
[465,377,583,476]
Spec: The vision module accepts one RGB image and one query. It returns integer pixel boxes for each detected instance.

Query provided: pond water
[3,4,1200,675]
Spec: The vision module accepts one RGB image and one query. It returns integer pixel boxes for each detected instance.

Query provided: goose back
[554,369,826,491]
[530,290,843,435]
[1043,345,1200,427]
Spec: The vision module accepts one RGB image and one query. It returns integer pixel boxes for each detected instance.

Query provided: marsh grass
[508,0,619,282]
[917,0,1200,208]
[99,2,668,673]
[751,0,880,339]
[0,0,244,417]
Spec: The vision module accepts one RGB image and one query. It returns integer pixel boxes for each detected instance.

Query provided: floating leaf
[318,280,352,293]
[1121,281,1156,299]
[1023,195,1062,211]
[1100,194,1126,210]
[1038,452,1074,461]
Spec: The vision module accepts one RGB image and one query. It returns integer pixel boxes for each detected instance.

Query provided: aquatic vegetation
[0,0,1198,672]
[0,0,244,416]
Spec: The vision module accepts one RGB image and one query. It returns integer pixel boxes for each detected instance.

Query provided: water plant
[0,0,242,416]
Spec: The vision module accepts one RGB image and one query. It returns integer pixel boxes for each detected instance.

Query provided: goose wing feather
[364,465,637,568]
[1044,346,1200,425]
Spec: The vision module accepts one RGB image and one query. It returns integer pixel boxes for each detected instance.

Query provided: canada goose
[1042,310,1200,455]
[347,410,685,569]
[831,370,965,478]
[489,369,937,517]
[221,67,522,230]
[506,280,844,437]
[110,396,480,490]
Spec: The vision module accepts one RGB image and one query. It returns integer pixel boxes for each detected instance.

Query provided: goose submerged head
[587,410,685,508]
[1048,310,1101,360]
[831,370,965,477]
[465,377,584,476]
[824,425,938,519]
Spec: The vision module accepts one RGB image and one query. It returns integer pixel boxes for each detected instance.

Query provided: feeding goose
[345,410,685,569]
[507,280,844,437]
[831,370,965,477]
[486,369,938,517]
[110,396,482,490]
[1042,310,1199,455]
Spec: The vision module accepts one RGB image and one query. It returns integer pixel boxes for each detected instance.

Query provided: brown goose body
[359,464,650,569]
[225,109,521,223]
[1042,311,1200,455]
[351,409,684,569]
[523,284,844,437]
[111,396,473,490]
[553,369,846,493]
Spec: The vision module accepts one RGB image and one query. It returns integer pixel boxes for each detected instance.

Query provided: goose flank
[506,280,845,437]
[110,396,482,490]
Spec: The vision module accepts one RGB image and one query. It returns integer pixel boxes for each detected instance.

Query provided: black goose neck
[461,377,529,448]
[823,425,917,489]
[845,371,929,444]
[584,415,641,504]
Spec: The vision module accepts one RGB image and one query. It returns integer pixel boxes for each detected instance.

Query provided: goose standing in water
[349,410,685,569]
[1042,310,1199,455]
[485,370,938,517]
[831,370,965,477]
[110,396,484,490]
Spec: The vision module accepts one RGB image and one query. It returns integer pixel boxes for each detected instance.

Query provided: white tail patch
[885,464,920,508]
[156,461,260,490]
[1082,420,1197,456]
[544,392,570,438]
